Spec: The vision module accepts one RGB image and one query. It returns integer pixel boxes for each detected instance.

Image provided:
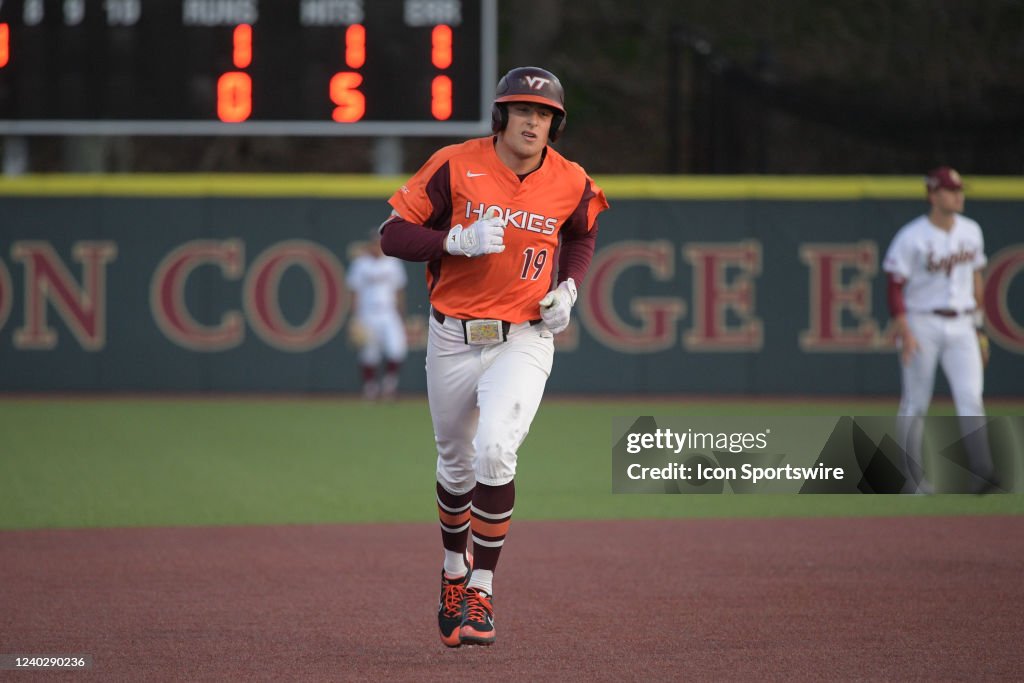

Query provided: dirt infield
[2,516,1022,682]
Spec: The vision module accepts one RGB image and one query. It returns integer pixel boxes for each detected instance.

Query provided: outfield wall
[1,175,1022,396]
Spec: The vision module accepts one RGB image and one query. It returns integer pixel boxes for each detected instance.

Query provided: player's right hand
[445,211,506,258]
[899,332,919,366]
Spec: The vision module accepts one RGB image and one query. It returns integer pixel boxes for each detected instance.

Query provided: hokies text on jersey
[464,202,558,235]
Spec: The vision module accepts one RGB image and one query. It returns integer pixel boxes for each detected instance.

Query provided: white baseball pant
[426,313,554,494]
[356,311,407,366]
[897,312,984,418]
[896,311,991,492]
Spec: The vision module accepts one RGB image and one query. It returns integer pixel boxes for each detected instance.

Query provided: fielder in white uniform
[883,166,998,493]
[346,233,408,400]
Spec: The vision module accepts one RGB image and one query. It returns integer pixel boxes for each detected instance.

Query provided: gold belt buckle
[464,319,504,345]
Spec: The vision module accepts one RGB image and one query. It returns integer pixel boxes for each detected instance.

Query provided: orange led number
[431,26,452,119]
[330,24,366,123]
[0,24,9,69]
[346,24,365,69]
[431,75,452,120]
[218,24,252,122]
[431,25,452,69]
[330,72,365,122]
[218,72,252,122]
[233,24,252,68]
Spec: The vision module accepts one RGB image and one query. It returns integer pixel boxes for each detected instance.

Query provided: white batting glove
[445,209,506,258]
[539,278,577,334]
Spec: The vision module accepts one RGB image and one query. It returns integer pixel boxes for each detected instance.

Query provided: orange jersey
[388,137,608,323]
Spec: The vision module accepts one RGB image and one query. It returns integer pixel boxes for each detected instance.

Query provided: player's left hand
[348,320,369,347]
[539,278,577,334]
[978,331,990,367]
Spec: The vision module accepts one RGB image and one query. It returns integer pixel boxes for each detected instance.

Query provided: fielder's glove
[978,331,990,367]
[539,278,577,334]
[445,209,506,258]
[347,320,369,347]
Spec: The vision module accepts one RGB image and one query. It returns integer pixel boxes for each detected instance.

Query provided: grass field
[1,395,1022,530]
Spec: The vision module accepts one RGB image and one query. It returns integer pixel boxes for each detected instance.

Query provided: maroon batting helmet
[491,66,567,142]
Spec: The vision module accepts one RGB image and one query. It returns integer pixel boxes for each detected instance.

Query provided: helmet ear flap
[490,102,507,134]
[549,111,566,142]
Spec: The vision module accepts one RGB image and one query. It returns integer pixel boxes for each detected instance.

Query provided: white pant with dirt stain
[426,312,554,494]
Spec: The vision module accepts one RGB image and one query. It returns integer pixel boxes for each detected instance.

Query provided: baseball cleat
[459,587,495,646]
[437,551,474,648]
[438,571,470,647]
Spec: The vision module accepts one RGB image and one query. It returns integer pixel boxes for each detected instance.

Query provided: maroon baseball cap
[925,166,964,191]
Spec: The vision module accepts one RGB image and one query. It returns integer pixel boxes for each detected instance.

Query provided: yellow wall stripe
[1,173,1023,200]
[0,174,404,198]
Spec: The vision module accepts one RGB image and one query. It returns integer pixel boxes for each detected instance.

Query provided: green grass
[1,396,1022,530]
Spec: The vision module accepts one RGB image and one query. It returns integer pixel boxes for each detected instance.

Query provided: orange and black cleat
[459,587,495,646]
[438,551,473,648]
[438,571,470,647]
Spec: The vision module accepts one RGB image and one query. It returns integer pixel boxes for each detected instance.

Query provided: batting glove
[539,278,577,334]
[445,210,506,258]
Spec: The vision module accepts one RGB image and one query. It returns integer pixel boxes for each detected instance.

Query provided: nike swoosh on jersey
[466,171,487,177]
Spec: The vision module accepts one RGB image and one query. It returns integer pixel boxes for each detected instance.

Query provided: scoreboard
[0,0,497,135]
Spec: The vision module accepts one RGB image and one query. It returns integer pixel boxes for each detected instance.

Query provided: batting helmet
[491,66,567,142]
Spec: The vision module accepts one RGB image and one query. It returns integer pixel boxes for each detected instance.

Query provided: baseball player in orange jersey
[380,66,608,646]
[883,166,999,493]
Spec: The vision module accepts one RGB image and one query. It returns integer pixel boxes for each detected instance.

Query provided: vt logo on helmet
[491,66,567,142]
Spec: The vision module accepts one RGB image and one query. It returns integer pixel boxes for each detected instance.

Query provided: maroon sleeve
[887,272,907,317]
[556,180,601,286]
[380,217,447,262]
[558,222,598,286]
[379,161,453,262]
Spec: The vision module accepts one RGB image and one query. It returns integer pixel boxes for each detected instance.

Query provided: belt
[432,307,541,342]
[931,309,974,318]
